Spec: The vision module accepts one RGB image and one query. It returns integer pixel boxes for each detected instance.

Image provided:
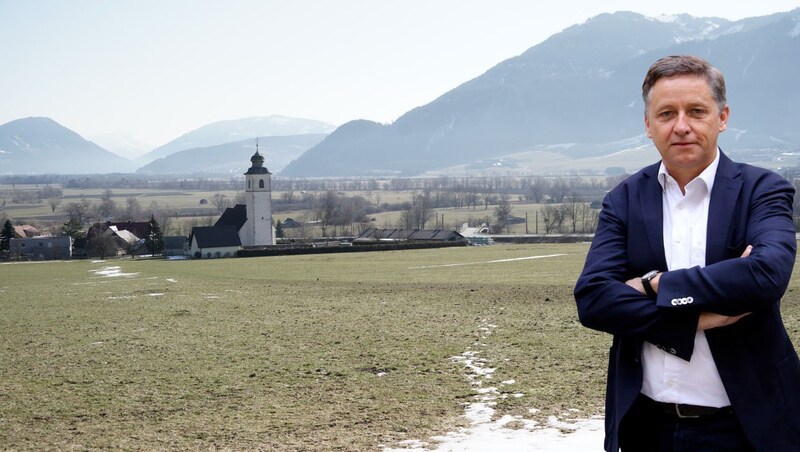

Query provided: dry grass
[2,243,799,450]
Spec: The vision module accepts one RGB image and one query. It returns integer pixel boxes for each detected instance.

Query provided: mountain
[87,131,154,160]
[281,9,800,177]
[135,115,336,165]
[0,117,136,174]
[136,134,327,175]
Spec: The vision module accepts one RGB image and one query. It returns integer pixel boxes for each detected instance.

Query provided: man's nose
[674,112,691,135]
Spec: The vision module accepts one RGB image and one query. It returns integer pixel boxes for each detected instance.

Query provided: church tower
[241,144,274,246]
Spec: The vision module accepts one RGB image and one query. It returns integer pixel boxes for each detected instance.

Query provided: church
[189,149,275,258]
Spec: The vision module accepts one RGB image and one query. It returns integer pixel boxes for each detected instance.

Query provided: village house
[10,236,73,260]
[85,222,141,257]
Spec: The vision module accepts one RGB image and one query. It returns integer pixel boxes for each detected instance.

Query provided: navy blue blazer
[574,151,800,451]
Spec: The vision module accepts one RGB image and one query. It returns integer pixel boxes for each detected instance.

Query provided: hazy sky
[1,1,798,147]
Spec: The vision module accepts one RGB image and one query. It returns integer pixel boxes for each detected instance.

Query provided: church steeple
[242,141,273,246]
[246,139,270,175]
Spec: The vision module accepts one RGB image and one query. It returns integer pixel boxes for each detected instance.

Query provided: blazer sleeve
[574,185,699,360]
[657,171,796,315]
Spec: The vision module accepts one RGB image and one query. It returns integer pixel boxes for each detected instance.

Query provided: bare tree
[397,192,436,229]
[481,189,494,210]
[542,204,565,234]
[315,191,339,237]
[63,197,91,224]
[527,177,547,203]
[38,185,63,201]
[563,193,581,233]
[548,180,570,203]
[98,189,117,220]
[88,234,119,258]
[47,198,62,213]
[122,197,143,221]
[578,202,600,233]
[494,194,513,233]
[211,193,231,214]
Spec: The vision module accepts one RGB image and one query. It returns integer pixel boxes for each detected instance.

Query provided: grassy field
[2,243,800,450]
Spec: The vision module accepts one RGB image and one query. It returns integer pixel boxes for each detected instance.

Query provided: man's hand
[625,275,647,294]
[625,272,661,295]
[698,312,751,331]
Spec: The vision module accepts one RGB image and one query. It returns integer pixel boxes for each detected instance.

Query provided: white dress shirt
[640,149,731,408]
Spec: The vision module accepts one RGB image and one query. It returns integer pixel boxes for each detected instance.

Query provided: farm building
[281,218,303,228]
[10,236,73,260]
[353,228,465,244]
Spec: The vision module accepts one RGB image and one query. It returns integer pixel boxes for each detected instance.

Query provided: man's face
[645,74,729,181]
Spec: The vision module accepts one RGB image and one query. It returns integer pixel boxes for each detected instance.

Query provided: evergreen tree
[275,220,285,238]
[61,217,85,239]
[144,215,164,255]
[1,219,13,252]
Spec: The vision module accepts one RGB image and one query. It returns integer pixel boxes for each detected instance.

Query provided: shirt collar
[657,148,720,193]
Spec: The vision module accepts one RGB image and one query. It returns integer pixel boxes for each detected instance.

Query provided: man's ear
[719,105,730,132]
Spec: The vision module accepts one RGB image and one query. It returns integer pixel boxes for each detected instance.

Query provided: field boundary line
[408,254,566,269]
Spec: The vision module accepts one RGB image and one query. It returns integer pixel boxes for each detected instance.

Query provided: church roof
[215,204,247,230]
[245,150,271,174]
[189,225,242,248]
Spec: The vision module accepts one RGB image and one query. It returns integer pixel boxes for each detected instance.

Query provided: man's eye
[658,111,673,119]
[691,108,708,117]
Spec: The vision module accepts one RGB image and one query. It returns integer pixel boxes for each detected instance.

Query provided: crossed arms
[574,171,796,360]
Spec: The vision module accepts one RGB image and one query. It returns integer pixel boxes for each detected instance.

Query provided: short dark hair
[642,55,727,113]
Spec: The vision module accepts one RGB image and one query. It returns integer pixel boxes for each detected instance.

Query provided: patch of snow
[653,14,679,23]
[89,266,139,278]
[385,319,605,451]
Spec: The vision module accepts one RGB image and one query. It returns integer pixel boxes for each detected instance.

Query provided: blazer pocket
[777,353,800,433]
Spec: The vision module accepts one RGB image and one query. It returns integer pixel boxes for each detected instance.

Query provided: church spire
[246,139,269,174]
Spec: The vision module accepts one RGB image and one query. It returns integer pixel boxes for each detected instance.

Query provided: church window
[248,180,251,189]
[259,179,264,189]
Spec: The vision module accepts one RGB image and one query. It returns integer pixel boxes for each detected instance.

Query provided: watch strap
[642,270,658,297]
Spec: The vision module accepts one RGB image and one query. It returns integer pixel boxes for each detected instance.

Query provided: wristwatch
[641,270,659,297]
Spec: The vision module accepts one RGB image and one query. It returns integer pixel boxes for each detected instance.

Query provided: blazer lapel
[706,151,743,265]
[638,167,668,269]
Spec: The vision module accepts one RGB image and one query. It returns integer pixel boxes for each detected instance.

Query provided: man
[574,55,800,451]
